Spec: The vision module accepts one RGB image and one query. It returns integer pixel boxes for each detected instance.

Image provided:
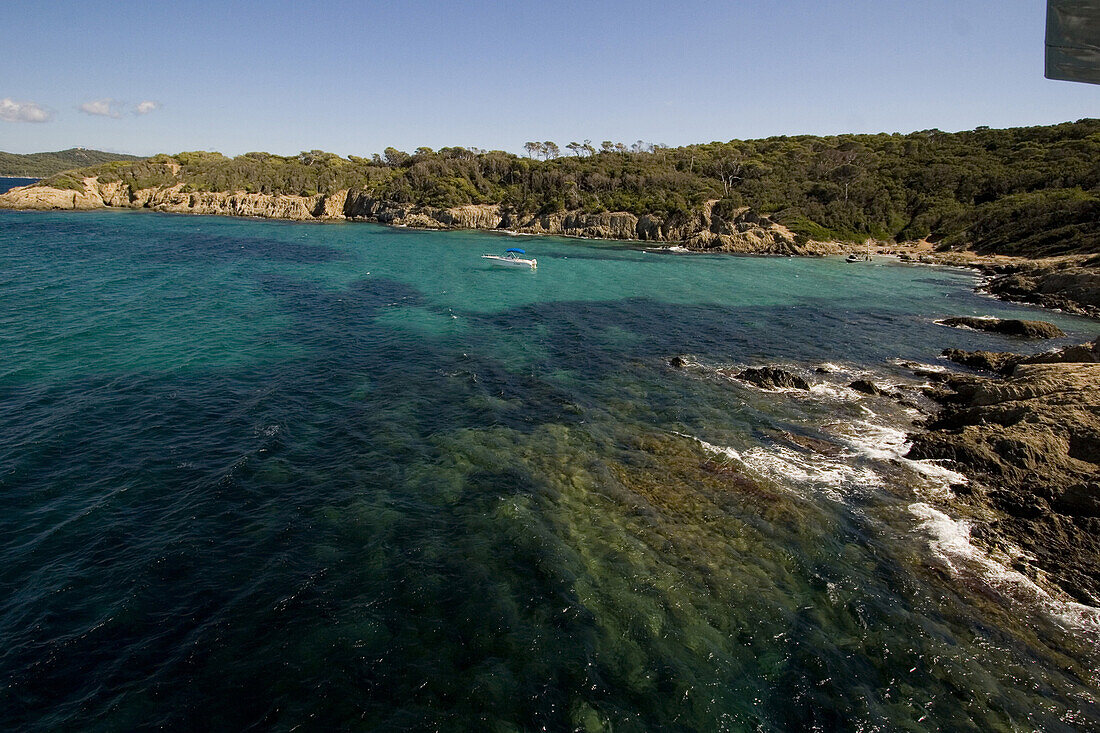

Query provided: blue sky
[1,0,1097,156]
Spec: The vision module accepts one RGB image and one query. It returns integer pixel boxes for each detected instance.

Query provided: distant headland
[0,148,143,178]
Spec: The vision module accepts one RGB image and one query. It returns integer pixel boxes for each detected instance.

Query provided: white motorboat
[482,248,537,269]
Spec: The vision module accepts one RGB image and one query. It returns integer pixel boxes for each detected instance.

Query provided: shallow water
[1,210,1098,731]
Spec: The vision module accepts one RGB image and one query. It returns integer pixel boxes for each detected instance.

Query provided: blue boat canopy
[505,248,525,254]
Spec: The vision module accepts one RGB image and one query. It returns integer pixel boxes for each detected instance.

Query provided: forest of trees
[39,119,1100,255]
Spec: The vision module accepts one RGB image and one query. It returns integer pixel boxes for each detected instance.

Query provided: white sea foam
[807,381,856,400]
[791,389,1095,634]
[644,245,691,254]
[710,366,958,493]
[888,358,950,374]
[685,361,1098,639]
[678,419,1098,636]
[675,431,881,502]
[932,316,999,332]
[829,414,967,498]
[735,445,882,502]
[909,503,1100,634]
[673,432,741,462]
[680,385,957,502]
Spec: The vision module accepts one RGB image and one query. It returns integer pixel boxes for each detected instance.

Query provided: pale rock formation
[0,182,835,255]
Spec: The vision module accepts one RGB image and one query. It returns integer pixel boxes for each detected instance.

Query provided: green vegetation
[0,148,143,178]
[36,120,1100,255]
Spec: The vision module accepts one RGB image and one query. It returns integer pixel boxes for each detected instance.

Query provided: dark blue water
[1,210,1098,731]
[0,177,37,194]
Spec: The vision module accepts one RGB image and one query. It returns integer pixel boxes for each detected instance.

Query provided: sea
[0,177,38,193]
[1,208,1098,731]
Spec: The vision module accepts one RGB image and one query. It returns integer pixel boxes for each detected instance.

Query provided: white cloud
[134,100,160,115]
[80,98,123,118]
[0,98,53,123]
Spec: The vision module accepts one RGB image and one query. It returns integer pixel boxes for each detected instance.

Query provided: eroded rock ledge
[980,257,1100,319]
[907,342,1100,605]
[0,179,840,255]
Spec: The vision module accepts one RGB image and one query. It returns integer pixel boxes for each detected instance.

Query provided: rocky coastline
[670,324,1100,607]
[979,257,1100,319]
[0,178,839,256]
[907,337,1100,605]
[885,248,1100,320]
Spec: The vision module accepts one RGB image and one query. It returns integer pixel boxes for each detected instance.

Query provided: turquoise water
[1,210,1098,731]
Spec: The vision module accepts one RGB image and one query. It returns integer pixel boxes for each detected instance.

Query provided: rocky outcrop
[907,356,1100,605]
[733,367,810,390]
[942,338,1100,375]
[941,348,1023,374]
[0,180,838,254]
[981,257,1100,318]
[149,187,320,219]
[937,316,1064,339]
[681,202,840,255]
[883,249,1100,322]
[848,379,884,395]
[0,177,106,210]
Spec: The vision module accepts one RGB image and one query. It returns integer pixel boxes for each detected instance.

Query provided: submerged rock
[848,379,883,395]
[735,367,810,390]
[776,431,844,456]
[937,316,1064,339]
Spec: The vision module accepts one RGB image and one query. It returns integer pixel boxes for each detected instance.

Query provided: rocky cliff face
[0,179,839,254]
[0,178,107,210]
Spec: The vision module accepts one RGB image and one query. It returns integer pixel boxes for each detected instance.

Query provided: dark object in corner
[1046,0,1100,85]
